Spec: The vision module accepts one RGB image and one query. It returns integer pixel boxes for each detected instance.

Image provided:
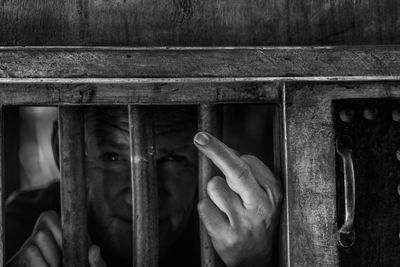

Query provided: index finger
[194,131,261,207]
[34,211,62,249]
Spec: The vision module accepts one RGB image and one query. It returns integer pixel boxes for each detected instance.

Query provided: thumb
[89,245,107,267]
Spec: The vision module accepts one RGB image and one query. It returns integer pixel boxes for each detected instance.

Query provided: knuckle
[197,199,205,211]
[238,216,253,229]
[240,154,257,162]
[24,244,40,258]
[35,229,50,244]
[197,198,210,213]
[235,164,251,180]
[207,176,222,194]
[40,210,57,221]
[37,210,60,231]
[38,211,51,225]
[223,233,240,249]
[266,170,277,183]
[275,186,283,203]
[268,184,283,206]
[255,204,268,218]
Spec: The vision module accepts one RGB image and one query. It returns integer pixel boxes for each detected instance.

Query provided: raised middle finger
[194,131,262,208]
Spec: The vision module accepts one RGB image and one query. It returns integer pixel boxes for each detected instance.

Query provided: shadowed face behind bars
[84,106,198,266]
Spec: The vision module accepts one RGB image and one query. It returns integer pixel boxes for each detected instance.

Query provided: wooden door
[285,82,400,267]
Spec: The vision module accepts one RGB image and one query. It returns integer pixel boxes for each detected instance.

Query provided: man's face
[84,107,198,265]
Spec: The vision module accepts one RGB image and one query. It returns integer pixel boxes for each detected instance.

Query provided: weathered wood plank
[1,0,400,46]
[0,0,83,45]
[285,83,339,267]
[0,83,280,104]
[198,104,223,267]
[287,82,400,101]
[271,87,287,267]
[284,81,400,267]
[85,0,287,46]
[0,107,4,267]
[0,0,287,46]
[288,0,400,45]
[59,106,88,267]
[0,47,400,79]
[128,105,158,267]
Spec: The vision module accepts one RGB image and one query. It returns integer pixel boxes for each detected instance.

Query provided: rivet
[393,109,400,122]
[397,184,400,196]
[363,107,378,121]
[339,109,354,123]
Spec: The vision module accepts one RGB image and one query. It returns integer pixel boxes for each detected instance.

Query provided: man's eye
[158,154,186,163]
[101,152,126,162]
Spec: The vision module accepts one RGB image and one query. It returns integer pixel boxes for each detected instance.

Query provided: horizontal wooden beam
[0,46,400,80]
[0,46,394,51]
[1,77,400,83]
[0,82,280,104]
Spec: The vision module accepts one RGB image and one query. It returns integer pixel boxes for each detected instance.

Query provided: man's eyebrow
[96,140,130,150]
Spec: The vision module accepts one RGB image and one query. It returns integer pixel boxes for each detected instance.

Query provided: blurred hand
[6,211,62,267]
[194,132,282,267]
[88,245,107,267]
[6,210,107,267]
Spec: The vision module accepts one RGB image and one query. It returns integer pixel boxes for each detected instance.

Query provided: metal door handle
[336,135,356,247]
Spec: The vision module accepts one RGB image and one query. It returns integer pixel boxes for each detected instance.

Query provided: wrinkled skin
[84,107,199,265]
[7,107,282,267]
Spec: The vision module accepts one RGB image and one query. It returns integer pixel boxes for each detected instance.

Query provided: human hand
[6,210,62,267]
[88,245,107,267]
[6,210,107,267]
[194,132,282,267]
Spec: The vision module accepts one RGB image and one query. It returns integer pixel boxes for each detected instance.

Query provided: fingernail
[194,132,210,146]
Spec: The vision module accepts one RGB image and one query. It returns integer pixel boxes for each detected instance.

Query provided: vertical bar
[281,83,291,267]
[276,84,289,267]
[4,107,20,198]
[0,106,4,267]
[128,105,158,267]
[273,105,282,179]
[198,104,223,267]
[59,106,88,267]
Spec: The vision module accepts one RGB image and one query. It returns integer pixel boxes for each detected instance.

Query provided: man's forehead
[84,106,197,135]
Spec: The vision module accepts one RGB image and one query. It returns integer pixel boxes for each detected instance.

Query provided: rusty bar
[128,105,158,267]
[59,106,89,267]
[198,104,223,267]
[0,107,3,267]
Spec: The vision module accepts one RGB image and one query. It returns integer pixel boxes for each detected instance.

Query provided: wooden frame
[1,46,400,267]
[285,82,400,267]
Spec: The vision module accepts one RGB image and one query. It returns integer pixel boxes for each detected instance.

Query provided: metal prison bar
[60,104,221,267]
[62,104,224,267]
[198,105,223,267]
[0,46,400,267]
